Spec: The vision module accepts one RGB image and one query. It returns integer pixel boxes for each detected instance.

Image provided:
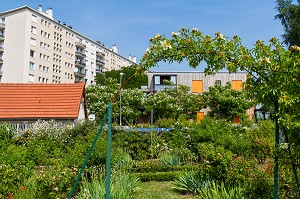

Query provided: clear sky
[1,0,284,71]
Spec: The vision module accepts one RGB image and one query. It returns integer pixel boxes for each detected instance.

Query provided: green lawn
[133,181,196,199]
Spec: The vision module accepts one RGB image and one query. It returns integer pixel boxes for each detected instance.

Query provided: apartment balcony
[96,67,105,74]
[96,51,105,57]
[75,60,86,68]
[0,58,3,64]
[0,23,4,29]
[0,46,3,52]
[96,59,105,66]
[74,71,86,77]
[75,51,86,58]
[0,35,4,41]
[75,41,86,48]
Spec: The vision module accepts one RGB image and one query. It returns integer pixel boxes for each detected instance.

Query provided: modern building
[147,71,253,122]
[0,5,136,85]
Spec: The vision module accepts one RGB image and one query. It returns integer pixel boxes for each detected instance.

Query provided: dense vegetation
[0,117,298,198]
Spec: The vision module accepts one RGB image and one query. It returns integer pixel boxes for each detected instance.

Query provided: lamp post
[119,72,124,126]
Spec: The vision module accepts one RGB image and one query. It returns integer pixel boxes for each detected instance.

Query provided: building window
[31,26,36,34]
[29,74,34,82]
[31,15,37,23]
[215,80,221,85]
[30,38,36,46]
[30,50,35,58]
[192,80,203,93]
[232,80,242,91]
[29,62,35,70]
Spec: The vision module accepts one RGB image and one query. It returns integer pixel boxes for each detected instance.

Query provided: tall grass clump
[172,170,209,195]
[76,171,139,199]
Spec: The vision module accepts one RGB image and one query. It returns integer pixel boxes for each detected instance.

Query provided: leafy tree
[140,28,300,198]
[143,84,200,120]
[95,65,148,89]
[275,0,300,47]
[86,77,144,124]
[200,82,254,121]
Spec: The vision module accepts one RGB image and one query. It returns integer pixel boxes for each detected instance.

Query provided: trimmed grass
[133,181,196,199]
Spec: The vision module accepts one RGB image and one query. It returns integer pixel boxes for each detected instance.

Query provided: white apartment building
[0,5,136,85]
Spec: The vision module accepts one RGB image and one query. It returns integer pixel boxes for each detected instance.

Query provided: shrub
[198,181,245,199]
[139,171,182,182]
[196,143,234,181]
[76,171,139,199]
[172,170,209,195]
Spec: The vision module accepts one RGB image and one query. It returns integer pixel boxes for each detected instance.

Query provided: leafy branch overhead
[140,27,300,127]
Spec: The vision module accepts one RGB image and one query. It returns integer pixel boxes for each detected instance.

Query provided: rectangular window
[197,112,205,123]
[30,38,36,46]
[29,74,34,82]
[31,26,36,34]
[31,15,37,23]
[30,50,35,58]
[29,62,35,70]
[215,80,221,85]
[192,80,203,93]
[232,80,242,91]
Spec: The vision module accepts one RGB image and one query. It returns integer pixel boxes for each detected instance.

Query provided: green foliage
[144,84,200,120]
[196,143,234,181]
[95,65,147,89]
[0,123,14,145]
[198,181,245,199]
[172,170,210,195]
[275,0,300,47]
[76,171,139,199]
[200,82,254,121]
[86,77,144,124]
[139,171,182,182]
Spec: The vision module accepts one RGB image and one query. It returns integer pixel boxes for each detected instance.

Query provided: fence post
[106,102,112,199]
[67,112,108,199]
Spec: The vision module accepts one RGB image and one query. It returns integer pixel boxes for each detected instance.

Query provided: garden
[0,115,298,198]
[2,9,300,197]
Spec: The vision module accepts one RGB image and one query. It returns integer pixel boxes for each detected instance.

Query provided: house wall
[147,71,254,121]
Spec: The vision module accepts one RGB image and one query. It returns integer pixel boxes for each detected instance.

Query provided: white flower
[160,40,172,50]
[172,32,179,37]
[192,28,199,32]
[261,57,271,64]
[280,143,289,150]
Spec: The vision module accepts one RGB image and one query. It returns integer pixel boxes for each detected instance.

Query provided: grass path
[133,181,196,199]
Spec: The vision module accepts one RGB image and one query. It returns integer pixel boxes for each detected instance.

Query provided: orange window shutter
[232,80,242,91]
[192,80,203,93]
[197,112,204,123]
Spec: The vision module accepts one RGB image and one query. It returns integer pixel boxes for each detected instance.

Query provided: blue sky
[1,0,284,71]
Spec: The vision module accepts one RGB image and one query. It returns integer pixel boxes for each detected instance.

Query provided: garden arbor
[140,28,300,198]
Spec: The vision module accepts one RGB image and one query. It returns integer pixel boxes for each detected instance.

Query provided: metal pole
[150,109,153,165]
[273,115,279,199]
[120,72,124,126]
[68,112,108,199]
[106,102,112,199]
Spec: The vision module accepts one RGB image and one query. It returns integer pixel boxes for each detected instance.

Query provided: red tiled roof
[0,83,85,119]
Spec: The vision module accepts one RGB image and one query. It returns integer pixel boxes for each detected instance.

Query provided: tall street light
[119,72,124,126]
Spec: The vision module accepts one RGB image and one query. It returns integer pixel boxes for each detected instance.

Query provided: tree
[140,28,300,198]
[200,82,254,121]
[143,84,200,120]
[95,65,148,89]
[275,0,300,47]
[86,77,144,124]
